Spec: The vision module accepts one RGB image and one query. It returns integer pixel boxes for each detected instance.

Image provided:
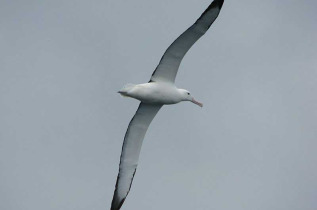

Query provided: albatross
[111,0,224,209]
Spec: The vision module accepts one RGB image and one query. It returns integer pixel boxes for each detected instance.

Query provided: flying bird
[111,0,224,209]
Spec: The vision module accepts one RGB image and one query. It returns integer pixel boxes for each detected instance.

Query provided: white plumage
[111,1,224,209]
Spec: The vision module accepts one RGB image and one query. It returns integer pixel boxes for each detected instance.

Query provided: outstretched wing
[111,103,162,210]
[150,0,224,83]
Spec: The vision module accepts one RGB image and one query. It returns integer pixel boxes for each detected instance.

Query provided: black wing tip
[111,177,124,210]
[111,197,125,210]
[212,0,224,8]
[110,173,128,210]
[202,0,224,16]
[111,168,137,210]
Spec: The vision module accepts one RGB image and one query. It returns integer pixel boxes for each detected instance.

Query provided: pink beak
[191,98,203,107]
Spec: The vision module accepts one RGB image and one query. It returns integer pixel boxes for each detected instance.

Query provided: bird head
[179,89,203,107]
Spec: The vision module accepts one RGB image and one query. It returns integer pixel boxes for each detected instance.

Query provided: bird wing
[150,0,224,83]
[111,103,162,210]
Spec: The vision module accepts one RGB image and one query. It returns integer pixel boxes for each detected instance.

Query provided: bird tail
[118,83,136,97]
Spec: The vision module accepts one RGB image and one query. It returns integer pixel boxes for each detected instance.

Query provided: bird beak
[191,98,203,107]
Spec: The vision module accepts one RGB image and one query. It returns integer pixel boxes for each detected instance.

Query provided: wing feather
[150,0,224,83]
[111,103,162,210]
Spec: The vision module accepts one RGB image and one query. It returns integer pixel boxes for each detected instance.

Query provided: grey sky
[1,0,316,210]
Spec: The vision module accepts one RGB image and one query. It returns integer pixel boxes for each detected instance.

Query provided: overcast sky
[1,0,317,210]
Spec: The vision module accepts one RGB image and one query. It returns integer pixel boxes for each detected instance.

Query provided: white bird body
[119,82,199,105]
[111,1,224,209]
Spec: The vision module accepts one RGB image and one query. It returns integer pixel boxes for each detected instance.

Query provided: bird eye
[187,93,190,95]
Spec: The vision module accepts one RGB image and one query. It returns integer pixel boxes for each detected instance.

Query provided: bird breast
[130,83,181,105]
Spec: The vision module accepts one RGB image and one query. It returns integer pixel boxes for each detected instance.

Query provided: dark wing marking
[150,0,224,83]
[111,103,162,210]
